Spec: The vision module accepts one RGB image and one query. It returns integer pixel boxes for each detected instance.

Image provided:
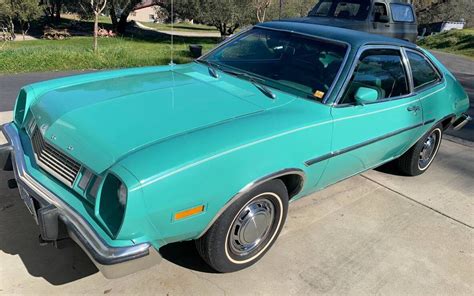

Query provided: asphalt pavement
[431,51,474,142]
[0,70,92,112]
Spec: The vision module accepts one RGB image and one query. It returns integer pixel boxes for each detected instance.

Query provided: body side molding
[305,118,440,167]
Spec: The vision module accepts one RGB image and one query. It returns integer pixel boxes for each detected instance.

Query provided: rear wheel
[196,179,288,273]
[397,124,443,176]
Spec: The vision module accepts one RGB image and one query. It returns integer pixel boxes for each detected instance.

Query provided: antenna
[169,0,175,66]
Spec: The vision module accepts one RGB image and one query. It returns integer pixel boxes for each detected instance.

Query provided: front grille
[31,126,81,187]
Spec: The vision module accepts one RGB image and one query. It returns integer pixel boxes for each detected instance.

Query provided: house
[419,20,466,36]
[128,0,167,23]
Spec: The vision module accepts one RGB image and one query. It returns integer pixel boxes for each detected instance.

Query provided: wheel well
[277,174,304,199]
[441,116,454,130]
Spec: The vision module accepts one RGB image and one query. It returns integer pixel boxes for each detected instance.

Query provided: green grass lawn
[140,22,218,33]
[419,29,474,59]
[0,36,218,74]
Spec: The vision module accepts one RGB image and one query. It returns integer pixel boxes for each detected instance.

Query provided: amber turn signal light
[174,205,205,220]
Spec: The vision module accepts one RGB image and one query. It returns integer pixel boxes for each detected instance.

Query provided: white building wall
[128,6,159,23]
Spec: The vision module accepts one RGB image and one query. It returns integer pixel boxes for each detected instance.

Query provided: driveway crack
[360,174,473,229]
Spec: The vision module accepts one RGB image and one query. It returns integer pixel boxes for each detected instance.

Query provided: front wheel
[397,124,443,176]
[196,179,288,273]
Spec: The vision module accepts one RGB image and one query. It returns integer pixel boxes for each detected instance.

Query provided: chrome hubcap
[229,198,275,257]
[419,132,438,169]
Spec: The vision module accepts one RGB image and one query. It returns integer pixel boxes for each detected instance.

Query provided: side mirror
[354,87,379,105]
[374,14,390,23]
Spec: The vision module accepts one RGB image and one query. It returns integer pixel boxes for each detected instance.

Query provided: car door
[317,46,423,188]
[370,2,392,38]
[404,48,446,134]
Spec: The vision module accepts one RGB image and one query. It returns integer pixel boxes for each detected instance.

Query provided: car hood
[29,65,293,173]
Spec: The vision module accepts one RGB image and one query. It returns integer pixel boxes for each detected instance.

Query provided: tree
[414,0,474,26]
[0,1,14,39]
[81,0,108,53]
[254,0,272,23]
[40,0,62,24]
[12,0,42,40]
[0,0,42,40]
[163,0,201,22]
[199,0,253,36]
[108,0,130,31]
[108,0,145,34]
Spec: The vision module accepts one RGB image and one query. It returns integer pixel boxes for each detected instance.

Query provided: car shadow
[374,160,408,176]
[0,168,217,285]
[159,241,218,273]
[0,171,98,286]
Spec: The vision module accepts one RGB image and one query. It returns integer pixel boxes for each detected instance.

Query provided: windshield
[202,28,348,101]
[308,0,371,21]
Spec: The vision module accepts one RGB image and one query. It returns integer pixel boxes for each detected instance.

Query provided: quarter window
[407,51,441,89]
[390,4,415,22]
[340,49,410,104]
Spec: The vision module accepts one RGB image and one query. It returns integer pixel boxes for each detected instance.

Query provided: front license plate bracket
[18,185,39,224]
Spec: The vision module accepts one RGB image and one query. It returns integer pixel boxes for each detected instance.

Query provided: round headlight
[117,183,127,207]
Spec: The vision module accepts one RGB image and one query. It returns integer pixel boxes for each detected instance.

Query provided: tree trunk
[21,23,26,41]
[44,1,55,23]
[117,13,129,34]
[9,18,16,40]
[55,0,62,24]
[110,2,118,31]
[94,13,99,53]
[23,23,31,41]
[117,0,141,34]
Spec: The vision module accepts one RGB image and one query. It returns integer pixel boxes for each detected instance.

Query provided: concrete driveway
[0,116,473,294]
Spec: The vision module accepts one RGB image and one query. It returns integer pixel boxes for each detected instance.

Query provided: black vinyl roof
[257,20,417,49]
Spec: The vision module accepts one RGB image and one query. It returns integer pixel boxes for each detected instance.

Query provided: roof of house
[257,20,417,49]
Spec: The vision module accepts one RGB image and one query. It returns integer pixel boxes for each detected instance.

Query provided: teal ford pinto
[0,21,470,278]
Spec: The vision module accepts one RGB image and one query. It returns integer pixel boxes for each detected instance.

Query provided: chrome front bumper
[452,113,472,131]
[1,123,161,279]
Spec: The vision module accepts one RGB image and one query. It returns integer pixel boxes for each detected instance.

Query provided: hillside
[419,29,474,59]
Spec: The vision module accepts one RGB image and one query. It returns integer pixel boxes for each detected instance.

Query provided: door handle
[407,106,420,112]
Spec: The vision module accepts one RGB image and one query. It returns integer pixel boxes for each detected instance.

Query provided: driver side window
[340,48,410,104]
[373,3,388,20]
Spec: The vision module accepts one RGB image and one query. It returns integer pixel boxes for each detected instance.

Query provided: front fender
[119,105,333,248]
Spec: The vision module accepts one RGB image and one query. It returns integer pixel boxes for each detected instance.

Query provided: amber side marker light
[175,205,205,220]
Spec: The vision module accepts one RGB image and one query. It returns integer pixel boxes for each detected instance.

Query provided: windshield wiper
[197,60,276,100]
[219,68,277,100]
[196,59,219,79]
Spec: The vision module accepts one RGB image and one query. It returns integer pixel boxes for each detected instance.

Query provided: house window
[131,12,137,17]
[149,14,155,21]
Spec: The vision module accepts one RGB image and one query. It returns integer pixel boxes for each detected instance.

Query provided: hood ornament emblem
[67,146,74,151]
